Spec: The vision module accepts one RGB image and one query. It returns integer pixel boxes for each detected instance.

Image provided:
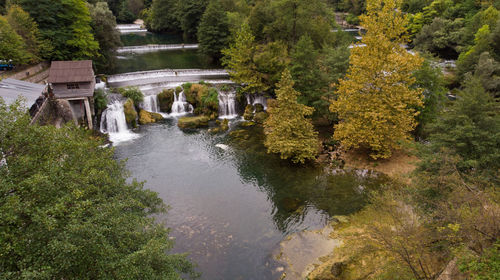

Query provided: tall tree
[5,5,51,64]
[0,100,196,279]
[264,69,318,164]
[148,0,181,32]
[197,0,230,59]
[222,23,268,94]
[17,0,99,60]
[88,2,122,73]
[178,0,208,40]
[330,0,424,159]
[0,16,31,65]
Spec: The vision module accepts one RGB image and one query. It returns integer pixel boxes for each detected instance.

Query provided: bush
[93,89,108,114]
[119,87,144,106]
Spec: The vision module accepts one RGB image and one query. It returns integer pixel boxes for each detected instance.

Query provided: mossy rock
[157,89,175,113]
[139,109,163,125]
[253,111,269,124]
[123,98,138,128]
[243,104,254,120]
[175,86,183,94]
[177,116,210,129]
[209,119,229,134]
[240,121,256,127]
[229,129,250,140]
[254,103,264,113]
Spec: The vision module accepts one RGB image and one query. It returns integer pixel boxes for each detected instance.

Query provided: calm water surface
[113,120,386,279]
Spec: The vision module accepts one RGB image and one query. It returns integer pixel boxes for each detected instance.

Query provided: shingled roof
[48,60,94,83]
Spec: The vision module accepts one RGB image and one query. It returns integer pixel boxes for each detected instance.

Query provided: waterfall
[171,91,193,116]
[246,94,268,110]
[219,90,238,119]
[142,94,159,113]
[100,101,139,144]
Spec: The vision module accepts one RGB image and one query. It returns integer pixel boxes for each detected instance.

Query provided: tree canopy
[0,99,195,279]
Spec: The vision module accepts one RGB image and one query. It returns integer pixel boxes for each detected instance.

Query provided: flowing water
[104,31,387,279]
[112,122,387,279]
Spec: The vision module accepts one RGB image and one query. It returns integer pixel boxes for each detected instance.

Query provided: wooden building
[48,60,95,129]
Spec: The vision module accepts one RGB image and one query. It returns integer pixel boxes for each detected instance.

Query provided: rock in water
[177,116,210,129]
[215,144,229,150]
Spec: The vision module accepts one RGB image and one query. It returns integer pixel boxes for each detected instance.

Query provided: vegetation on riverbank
[0,100,195,279]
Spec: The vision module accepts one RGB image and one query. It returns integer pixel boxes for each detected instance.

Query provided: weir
[117,44,199,54]
[107,69,230,88]
[116,24,148,34]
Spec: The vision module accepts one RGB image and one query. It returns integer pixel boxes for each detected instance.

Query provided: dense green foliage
[264,69,318,164]
[119,86,144,107]
[88,2,122,72]
[0,99,195,279]
[197,0,230,59]
[0,16,31,64]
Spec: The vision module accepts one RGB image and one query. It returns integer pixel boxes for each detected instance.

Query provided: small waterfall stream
[142,95,160,113]
[171,91,193,116]
[246,94,268,110]
[218,90,238,119]
[100,101,139,144]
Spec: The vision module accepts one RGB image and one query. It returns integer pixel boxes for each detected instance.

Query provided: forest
[0,0,499,279]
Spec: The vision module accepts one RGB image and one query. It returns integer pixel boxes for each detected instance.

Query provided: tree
[264,69,318,164]
[17,0,99,60]
[148,0,181,32]
[427,78,500,172]
[178,0,208,40]
[88,2,122,72]
[0,99,195,279]
[222,23,268,94]
[5,5,51,63]
[457,24,493,77]
[197,0,230,59]
[330,0,424,159]
[0,16,31,65]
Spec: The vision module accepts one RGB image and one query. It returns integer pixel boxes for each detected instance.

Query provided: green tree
[148,0,181,32]
[0,16,31,65]
[5,5,51,63]
[330,0,424,159]
[197,0,230,59]
[88,2,122,73]
[457,24,493,77]
[0,99,195,279]
[178,0,208,40]
[264,69,318,164]
[222,23,268,94]
[17,0,99,60]
[427,78,500,172]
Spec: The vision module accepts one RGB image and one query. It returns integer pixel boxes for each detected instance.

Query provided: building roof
[0,78,46,107]
[48,60,94,83]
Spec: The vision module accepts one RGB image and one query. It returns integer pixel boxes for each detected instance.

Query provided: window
[67,83,80,89]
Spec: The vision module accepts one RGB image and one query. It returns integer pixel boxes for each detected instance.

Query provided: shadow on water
[112,119,388,279]
[221,124,388,233]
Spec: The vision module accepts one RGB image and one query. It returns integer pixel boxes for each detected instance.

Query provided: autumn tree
[0,16,31,65]
[5,5,51,63]
[264,69,318,164]
[330,0,424,159]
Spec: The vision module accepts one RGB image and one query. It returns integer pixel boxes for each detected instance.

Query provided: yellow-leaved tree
[330,0,424,159]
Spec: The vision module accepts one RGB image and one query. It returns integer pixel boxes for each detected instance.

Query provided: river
[107,29,384,279]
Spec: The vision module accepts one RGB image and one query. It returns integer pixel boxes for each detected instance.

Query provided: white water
[116,24,147,34]
[107,69,229,88]
[171,91,193,116]
[100,101,139,144]
[117,44,199,54]
[246,94,268,110]
[142,95,159,113]
[218,90,238,119]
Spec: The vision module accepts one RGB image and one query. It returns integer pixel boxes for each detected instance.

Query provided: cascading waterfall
[246,94,268,110]
[142,94,159,113]
[219,90,238,119]
[100,101,139,144]
[171,91,193,116]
